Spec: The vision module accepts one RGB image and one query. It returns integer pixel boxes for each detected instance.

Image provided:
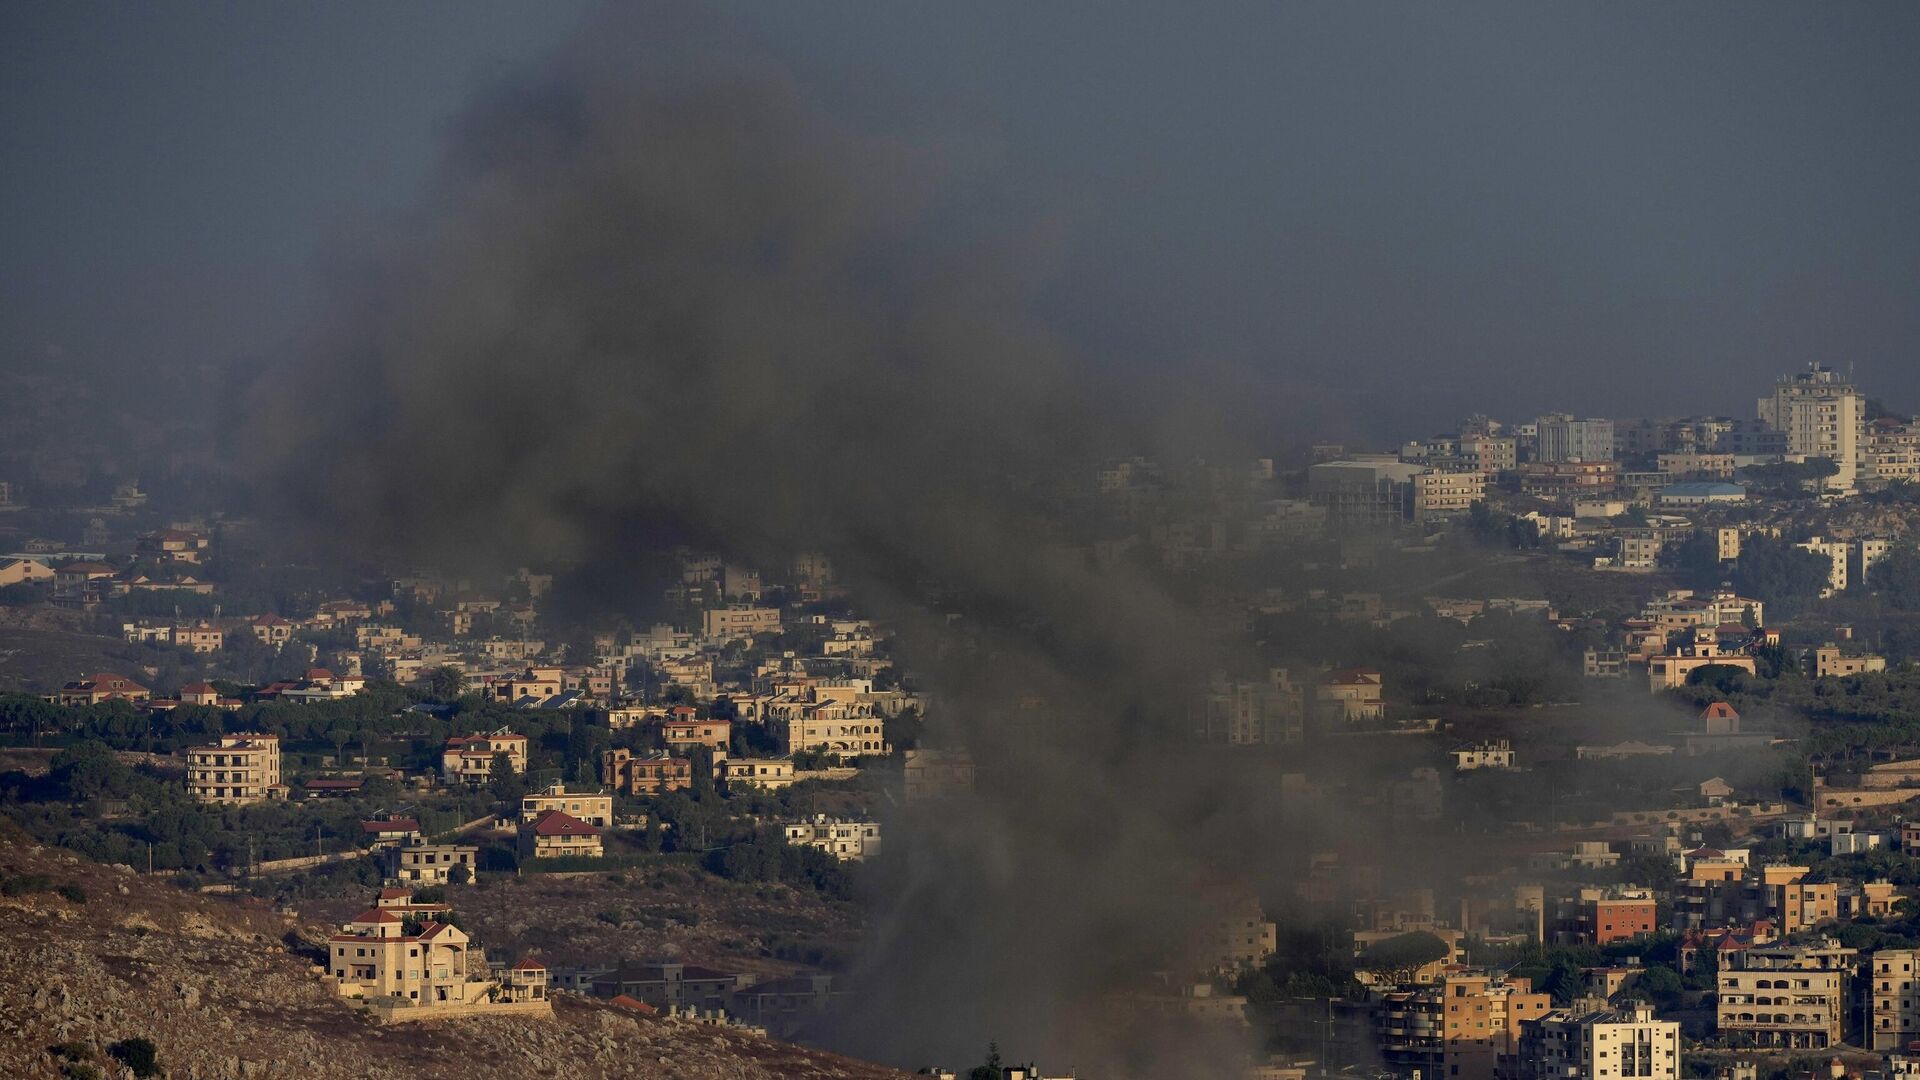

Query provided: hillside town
[6,361,1920,1079]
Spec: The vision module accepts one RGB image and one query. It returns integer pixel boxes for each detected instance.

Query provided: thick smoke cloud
[250,8,1281,1074]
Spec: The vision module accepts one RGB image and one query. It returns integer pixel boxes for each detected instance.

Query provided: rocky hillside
[0,829,909,1080]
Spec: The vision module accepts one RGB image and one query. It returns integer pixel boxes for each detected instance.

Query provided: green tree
[968,1042,1005,1080]
[1870,543,1920,609]
[487,751,523,802]
[1729,535,1832,616]
[424,665,467,701]
[1356,931,1451,986]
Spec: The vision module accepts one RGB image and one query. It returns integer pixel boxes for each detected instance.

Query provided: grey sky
[5,2,1918,442]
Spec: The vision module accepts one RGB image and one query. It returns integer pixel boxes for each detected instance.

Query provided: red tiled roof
[350,908,403,924]
[609,995,658,1015]
[360,818,422,834]
[376,888,412,900]
[528,809,600,837]
[179,681,219,695]
[1702,702,1740,720]
[512,956,546,971]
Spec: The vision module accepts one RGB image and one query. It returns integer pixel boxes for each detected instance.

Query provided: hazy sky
[5,2,1918,442]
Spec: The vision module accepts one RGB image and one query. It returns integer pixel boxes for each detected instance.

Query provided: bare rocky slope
[0,829,909,1080]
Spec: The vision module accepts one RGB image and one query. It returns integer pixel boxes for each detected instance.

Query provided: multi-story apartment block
[1461,434,1518,474]
[389,840,479,886]
[441,728,528,785]
[601,748,692,795]
[1590,891,1658,945]
[1415,470,1487,521]
[782,815,881,860]
[1195,675,1304,745]
[1871,949,1920,1051]
[1757,366,1863,491]
[1535,415,1616,463]
[1518,461,1619,496]
[1716,941,1856,1049]
[1865,419,1920,485]
[1378,973,1553,1080]
[1506,1004,1680,1080]
[663,717,732,757]
[701,605,781,639]
[186,732,284,804]
[1658,452,1738,479]
[519,781,613,828]
[1308,459,1426,527]
[1796,538,1850,597]
[723,757,796,790]
[783,702,890,757]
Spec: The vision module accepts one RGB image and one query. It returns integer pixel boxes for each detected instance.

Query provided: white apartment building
[1511,1005,1680,1080]
[1535,415,1616,463]
[1757,366,1863,492]
[783,815,882,860]
[1875,949,1920,1051]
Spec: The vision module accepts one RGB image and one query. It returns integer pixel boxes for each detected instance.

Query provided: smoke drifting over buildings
[250,9,1279,1073]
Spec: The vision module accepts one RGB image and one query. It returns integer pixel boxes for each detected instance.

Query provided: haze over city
[3,5,1920,1080]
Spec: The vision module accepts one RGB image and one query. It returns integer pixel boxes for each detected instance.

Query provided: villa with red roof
[51,671,151,707]
[520,809,603,860]
[1316,667,1385,723]
[441,727,528,785]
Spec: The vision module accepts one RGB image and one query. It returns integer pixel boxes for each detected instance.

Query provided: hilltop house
[324,893,549,1020]
[441,728,528,785]
[519,809,603,860]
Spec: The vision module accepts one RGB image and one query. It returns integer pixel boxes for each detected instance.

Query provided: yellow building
[1717,941,1855,1048]
[1414,470,1486,521]
[441,727,528,785]
[186,732,284,805]
[723,757,796,790]
[520,810,604,860]
[519,781,613,828]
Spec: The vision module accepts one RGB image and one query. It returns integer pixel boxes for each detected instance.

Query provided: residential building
[1813,646,1887,679]
[1658,452,1738,479]
[441,728,528,785]
[722,757,796,790]
[1506,1004,1680,1080]
[1757,365,1863,491]
[1308,459,1426,526]
[1453,739,1515,771]
[520,809,603,860]
[664,717,732,757]
[1716,941,1856,1048]
[1871,949,1920,1051]
[1535,415,1616,463]
[323,892,546,1017]
[1377,972,1553,1080]
[1646,640,1756,692]
[1518,461,1620,496]
[701,605,781,639]
[186,732,284,805]
[1590,891,1658,945]
[601,748,692,795]
[902,748,976,800]
[783,815,881,860]
[1319,668,1386,724]
[1657,482,1746,507]
[1196,674,1304,745]
[519,781,613,828]
[1797,538,1851,597]
[51,671,150,707]
[1416,470,1487,521]
[389,840,478,886]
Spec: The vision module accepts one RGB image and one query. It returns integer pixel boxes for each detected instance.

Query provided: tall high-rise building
[1757,365,1863,491]
[1534,414,1615,463]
